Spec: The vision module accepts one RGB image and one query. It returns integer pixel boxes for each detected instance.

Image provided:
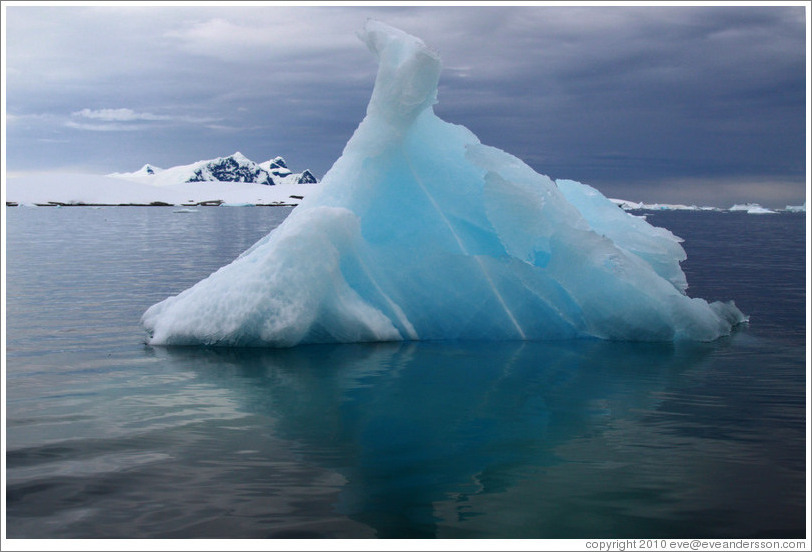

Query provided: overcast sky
[3,3,808,207]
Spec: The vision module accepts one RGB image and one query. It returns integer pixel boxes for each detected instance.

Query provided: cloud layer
[4,5,807,207]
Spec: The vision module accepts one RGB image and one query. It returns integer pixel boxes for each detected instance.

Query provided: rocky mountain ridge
[110,152,318,186]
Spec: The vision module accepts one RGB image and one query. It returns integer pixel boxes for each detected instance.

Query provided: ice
[612,200,707,211]
[142,20,747,347]
[730,203,777,215]
[556,179,688,293]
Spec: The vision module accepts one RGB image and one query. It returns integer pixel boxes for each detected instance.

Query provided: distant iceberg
[142,21,747,347]
[730,203,776,215]
[610,199,719,212]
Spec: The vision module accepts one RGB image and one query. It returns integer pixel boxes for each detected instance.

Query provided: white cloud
[72,108,171,121]
[67,108,222,131]
[65,120,147,132]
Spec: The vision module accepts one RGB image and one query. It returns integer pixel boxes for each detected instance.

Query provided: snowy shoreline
[4,170,317,208]
[4,152,319,208]
[4,157,804,214]
[5,195,805,213]
[5,200,300,207]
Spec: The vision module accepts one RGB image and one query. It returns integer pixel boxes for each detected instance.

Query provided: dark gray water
[4,206,807,539]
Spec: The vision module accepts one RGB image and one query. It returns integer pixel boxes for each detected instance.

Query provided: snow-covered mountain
[259,156,318,185]
[185,152,273,185]
[5,152,321,206]
[109,152,318,187]
[108,164,164,177]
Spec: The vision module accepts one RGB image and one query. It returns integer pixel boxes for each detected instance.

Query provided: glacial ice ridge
[142,20,747,347]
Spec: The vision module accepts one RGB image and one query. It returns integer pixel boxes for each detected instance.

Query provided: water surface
[5,206,807,538]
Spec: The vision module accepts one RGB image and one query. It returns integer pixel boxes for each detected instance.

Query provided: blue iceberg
[142,21,746,347]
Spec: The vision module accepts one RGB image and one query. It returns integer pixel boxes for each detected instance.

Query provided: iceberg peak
[359,20,442,127]
[142,22,746,347]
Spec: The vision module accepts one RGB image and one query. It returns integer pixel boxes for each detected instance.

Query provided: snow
[108,164,163,177]
[5,171,314,206]
[113,152,276,187]
[142,21,747,348]
[6,152,319,206]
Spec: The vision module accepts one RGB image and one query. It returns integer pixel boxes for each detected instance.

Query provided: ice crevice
[142,20,747,347]
[355,253,419,341]
[404,152,527,340]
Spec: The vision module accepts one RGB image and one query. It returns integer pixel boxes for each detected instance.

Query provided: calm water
[4,206,807,539]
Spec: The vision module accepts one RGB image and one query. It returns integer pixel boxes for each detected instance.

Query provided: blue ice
[142,21,746,347]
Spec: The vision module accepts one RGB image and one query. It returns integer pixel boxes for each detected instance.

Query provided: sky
[2,2,808,208]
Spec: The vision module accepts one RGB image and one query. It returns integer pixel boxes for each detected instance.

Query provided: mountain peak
[188,154,272,185]
[267,156,287,169]
[296,169,318,184]
[112,153,319,187]
[140,164,157,175]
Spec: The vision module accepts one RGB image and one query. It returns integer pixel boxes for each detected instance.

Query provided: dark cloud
[3,4,807,207]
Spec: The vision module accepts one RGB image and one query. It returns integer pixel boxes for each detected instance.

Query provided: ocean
[4,206,807,539]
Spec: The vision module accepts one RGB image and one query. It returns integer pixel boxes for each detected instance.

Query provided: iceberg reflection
[156,339,719,537]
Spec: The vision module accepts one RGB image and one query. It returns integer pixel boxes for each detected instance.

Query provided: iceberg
[142,20,746,347]
[730,203,776,215]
